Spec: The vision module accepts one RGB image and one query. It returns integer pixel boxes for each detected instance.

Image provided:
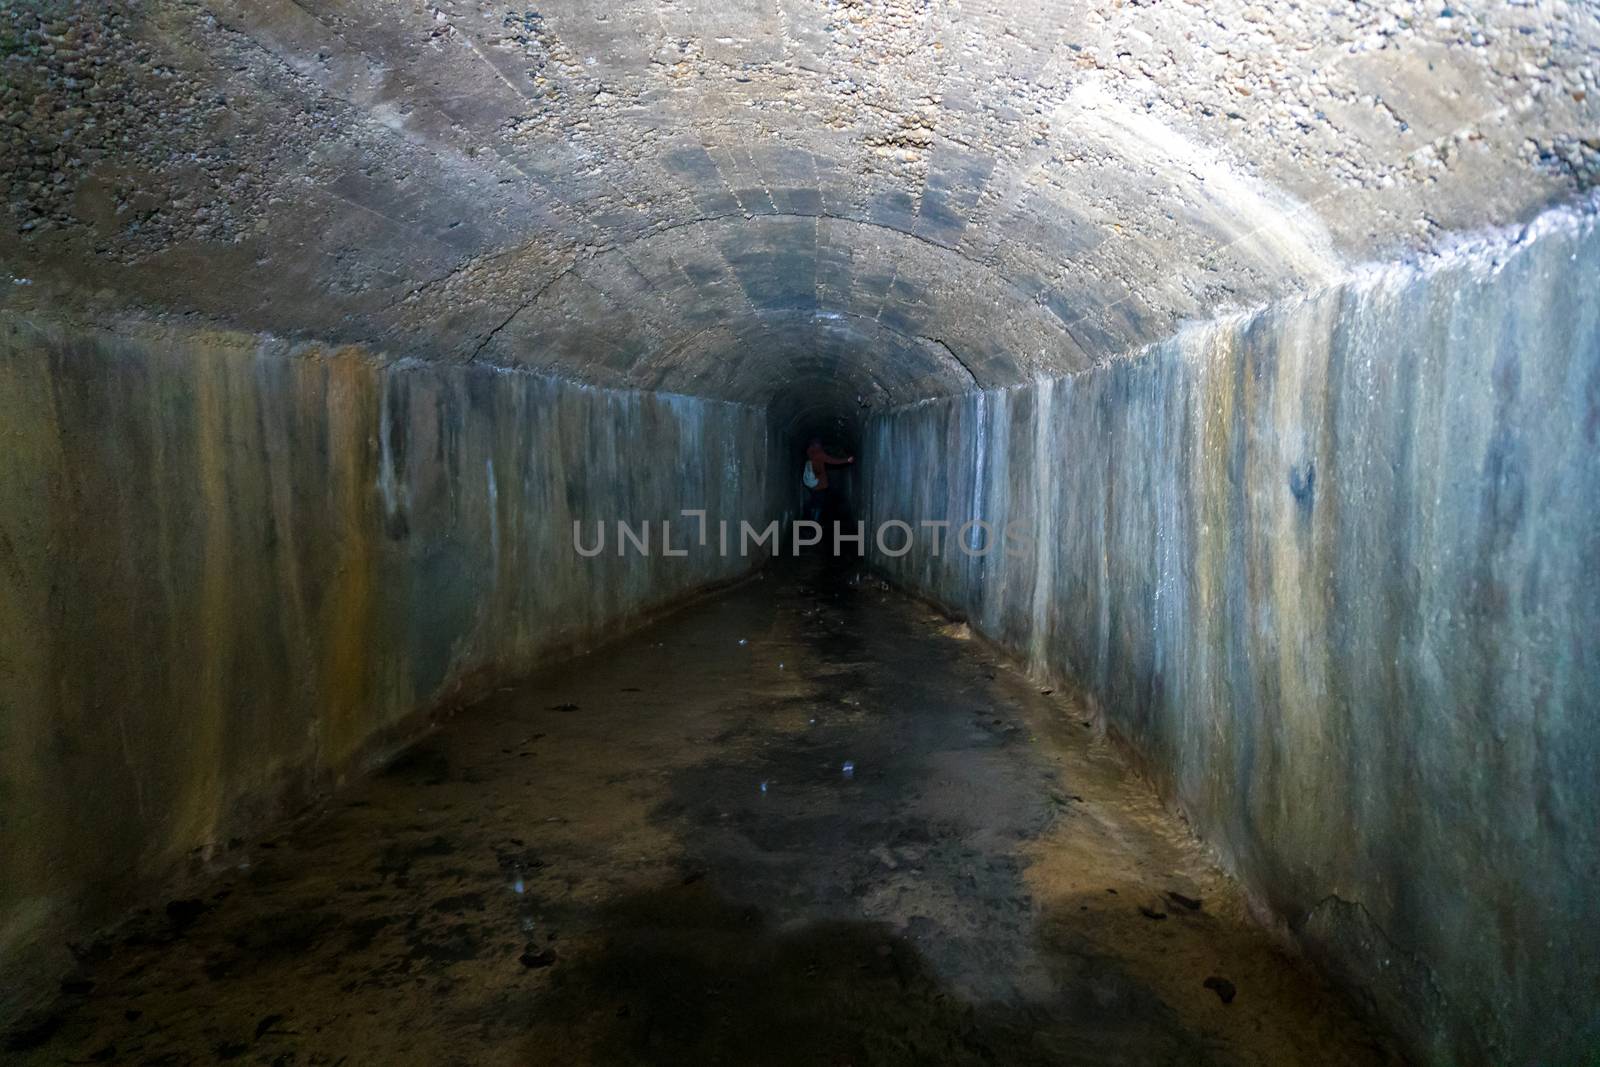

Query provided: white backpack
[801,461,819,489]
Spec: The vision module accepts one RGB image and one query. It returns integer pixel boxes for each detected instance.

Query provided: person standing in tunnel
[804,437,854,526]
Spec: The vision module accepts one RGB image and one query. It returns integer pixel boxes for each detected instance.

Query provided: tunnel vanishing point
[1,1,1598,1064]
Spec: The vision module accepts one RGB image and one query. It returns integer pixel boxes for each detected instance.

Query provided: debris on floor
[519,946,557,969]
[5,558,1393,1066]
[1166,891,1204,912]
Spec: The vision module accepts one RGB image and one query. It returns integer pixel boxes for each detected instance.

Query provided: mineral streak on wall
[0,314,770,992]
[862,202,1600,1065]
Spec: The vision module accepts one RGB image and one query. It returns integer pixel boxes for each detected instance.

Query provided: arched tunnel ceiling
[1,0,1596,415]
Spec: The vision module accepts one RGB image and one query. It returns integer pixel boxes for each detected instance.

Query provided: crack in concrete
[919,335,980,388]
[1301,892,1449,1009]
[463,262,576,364]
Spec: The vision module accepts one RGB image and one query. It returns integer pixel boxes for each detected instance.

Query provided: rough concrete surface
[863,200,1600,1064]
[1,0,1596,431]
[0,1,1595,1063]
[0,312,772,1016]
[3,560,1398,1065]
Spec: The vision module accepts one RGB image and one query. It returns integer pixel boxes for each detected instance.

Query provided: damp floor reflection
[9,558,1395,1065]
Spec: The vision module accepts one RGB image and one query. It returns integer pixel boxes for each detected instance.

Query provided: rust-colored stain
[0,318,771,1003]
[864,213,1600,1066]
[318,353,381,768]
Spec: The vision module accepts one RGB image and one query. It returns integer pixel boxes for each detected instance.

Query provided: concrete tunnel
[1,0,1597,1063]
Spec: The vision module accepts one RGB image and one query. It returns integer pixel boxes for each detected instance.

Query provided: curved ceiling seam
[751,366,891,418]
[463,209,1090,351]
[650,145,801,323]
[389,142,1181,373]
[775,403,869,440]
[597,241,696,348]
[463,215,1032,394]
[9,0,1585,429]
[268,0,1021,290]
[745,353,894,402]
[648,182,785,380]
[643,209,1056,314]
[865,230,908,338]
[640,306,982,398]
[769,324,979,398]
[633,329,900,403]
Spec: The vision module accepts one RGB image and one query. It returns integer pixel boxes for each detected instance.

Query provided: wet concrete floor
[9,558,1397,1066]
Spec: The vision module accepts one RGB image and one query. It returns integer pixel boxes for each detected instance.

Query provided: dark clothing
[805,487,829,525]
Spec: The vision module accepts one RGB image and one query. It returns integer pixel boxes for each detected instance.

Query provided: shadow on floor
[517,880,1209,1067]
[2,557,1397,1066]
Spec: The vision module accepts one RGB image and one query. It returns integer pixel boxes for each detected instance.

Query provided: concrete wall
[862,202,1600,1064]
[0,314,771,1005]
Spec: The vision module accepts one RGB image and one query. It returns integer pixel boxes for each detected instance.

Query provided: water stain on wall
[0,317,772,1014]
[863,203,1600,1065]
